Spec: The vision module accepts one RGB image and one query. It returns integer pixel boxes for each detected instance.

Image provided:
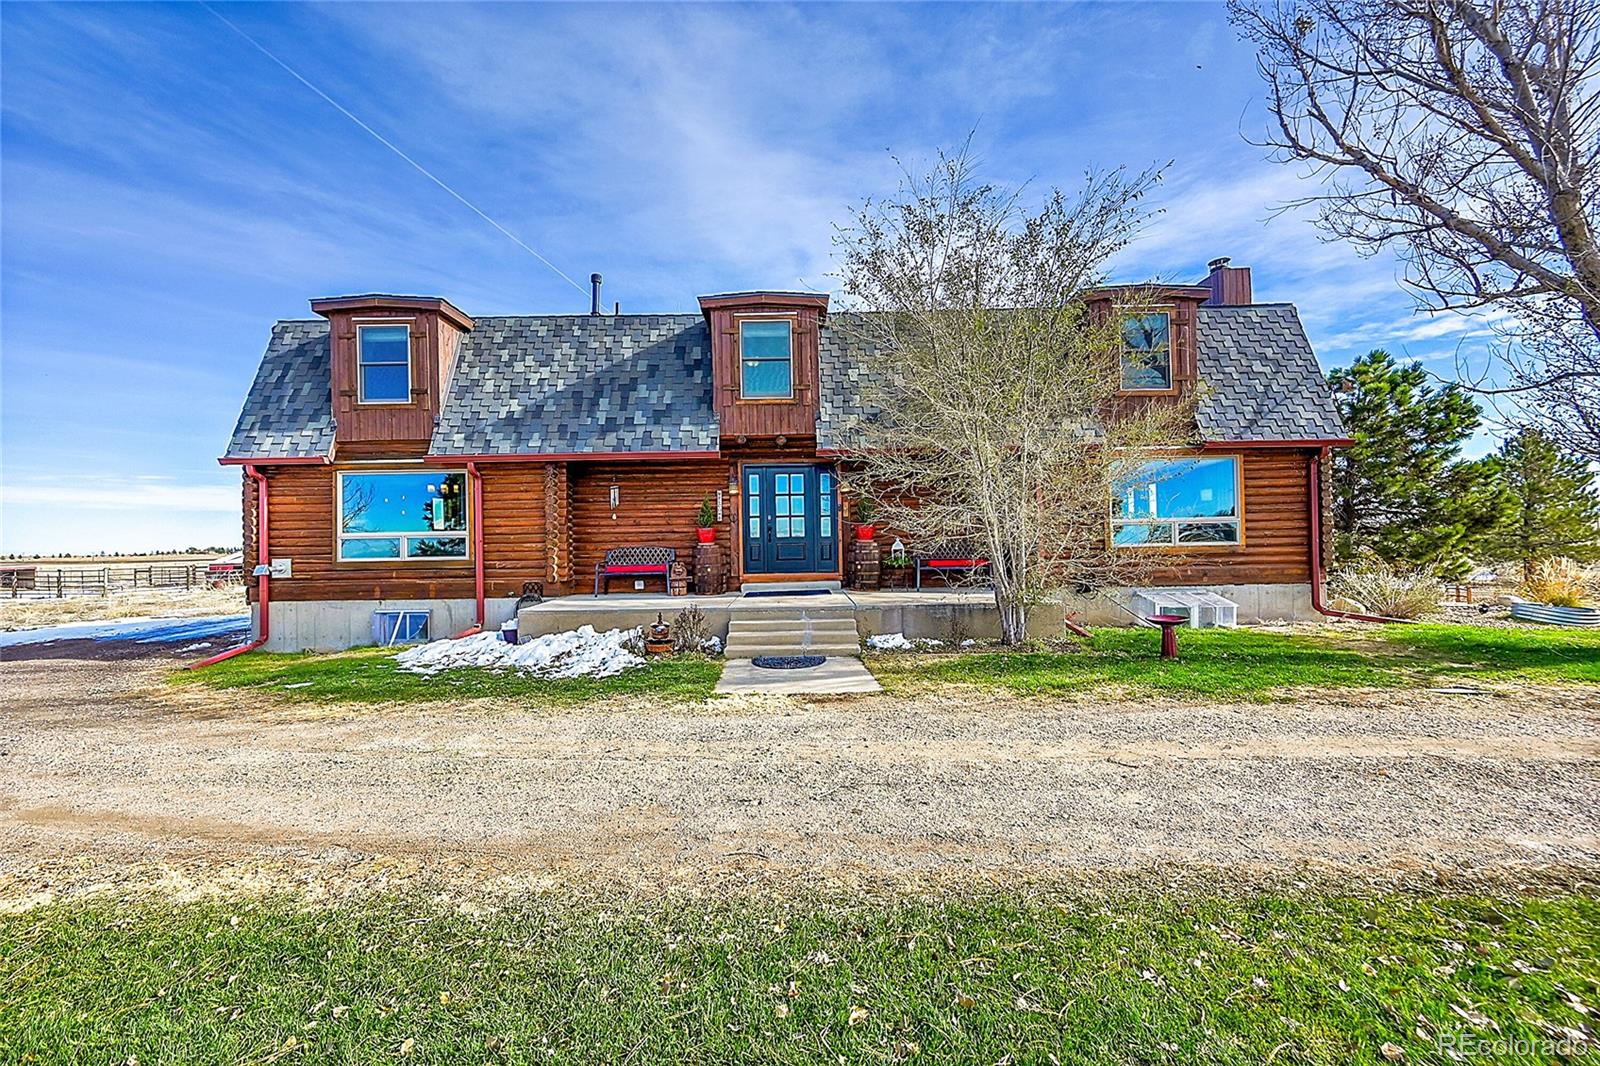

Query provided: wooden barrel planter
[1509,599,1600,627]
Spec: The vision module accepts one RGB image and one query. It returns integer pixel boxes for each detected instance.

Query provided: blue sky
[0,1,1500,555]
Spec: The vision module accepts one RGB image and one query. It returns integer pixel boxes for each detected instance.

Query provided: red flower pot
[696,527,716,544]
[855,524,877,541]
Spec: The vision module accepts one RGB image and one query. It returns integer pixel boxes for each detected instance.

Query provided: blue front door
[743,465,837,574]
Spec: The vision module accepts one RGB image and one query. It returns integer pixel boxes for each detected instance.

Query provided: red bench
[914,545,990,589]
[594,546,677,596]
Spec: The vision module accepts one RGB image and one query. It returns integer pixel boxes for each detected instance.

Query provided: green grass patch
[170,646,723,706]
[871,623,1600,699]
[3,891,1596,1064]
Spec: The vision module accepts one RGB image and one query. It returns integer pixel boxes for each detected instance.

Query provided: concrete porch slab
[715,657,882,695]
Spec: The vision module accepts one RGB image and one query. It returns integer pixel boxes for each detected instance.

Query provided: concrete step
[728,617,859,634]
[723,641,864,659]
[725,632,861,651]
[739,581,842,593]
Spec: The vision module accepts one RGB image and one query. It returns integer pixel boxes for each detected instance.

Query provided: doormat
[751,655,826,670]
[742,589,832,598]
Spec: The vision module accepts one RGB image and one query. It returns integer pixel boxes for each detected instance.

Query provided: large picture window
[357,323,411,403]
[1120,311,1172,391]
[1111,456,1241,547]
[739,319,793,398]
[338,471,468,561]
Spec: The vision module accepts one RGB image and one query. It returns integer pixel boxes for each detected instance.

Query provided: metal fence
[4,564,236,599]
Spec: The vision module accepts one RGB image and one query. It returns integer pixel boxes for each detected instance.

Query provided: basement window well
[338,471,468,561]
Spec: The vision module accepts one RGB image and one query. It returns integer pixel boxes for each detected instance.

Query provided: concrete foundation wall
[1061,583,1316,628]
[256,597,520,652]
[261,581,1317,652]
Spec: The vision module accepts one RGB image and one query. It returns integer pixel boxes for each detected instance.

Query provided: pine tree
[1328,350,1509,572]
[1482,427,1600,580]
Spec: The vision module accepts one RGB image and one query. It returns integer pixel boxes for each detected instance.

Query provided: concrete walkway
[715,656,882,695]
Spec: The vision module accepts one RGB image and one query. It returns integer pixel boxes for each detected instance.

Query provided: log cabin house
[222,258,1350,651]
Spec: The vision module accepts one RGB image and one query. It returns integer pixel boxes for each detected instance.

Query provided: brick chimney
[1201,257,1252,306]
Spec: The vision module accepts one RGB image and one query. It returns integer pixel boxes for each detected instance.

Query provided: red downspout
[451,461,486,638]
[1308,447,1411,624]
[189,464,271,668]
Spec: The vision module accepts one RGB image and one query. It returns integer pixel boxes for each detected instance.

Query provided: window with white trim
[338,471,468,561]
[1119,311,1172,391]
[357,323,411,403]
[1111,456,1240,546]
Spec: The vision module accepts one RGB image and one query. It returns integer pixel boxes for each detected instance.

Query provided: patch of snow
[394,625,645,679]
[865,633,945,651]
[177,642,214,652]
[0,614,250,648]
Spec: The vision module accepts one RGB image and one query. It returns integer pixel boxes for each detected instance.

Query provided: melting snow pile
[866,633,946,651]
[393,625,645,679]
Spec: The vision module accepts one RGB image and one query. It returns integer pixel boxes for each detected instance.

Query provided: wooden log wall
[240,446,1316,604]
[1139,448,1315,585]
[833,448,1316,588]
[568,459,732,585]
[248,463,547,602]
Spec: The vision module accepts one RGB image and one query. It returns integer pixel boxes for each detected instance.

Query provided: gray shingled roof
[1194,304,1347,442]
[224,301,1343,460]
[815,304,1346,448]
[432,315,717,455]
[223,320,334,460]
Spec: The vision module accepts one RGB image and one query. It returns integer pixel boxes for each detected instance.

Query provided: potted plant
[854,496,878,541]
[695,494,717,544]
[884,544,912,588]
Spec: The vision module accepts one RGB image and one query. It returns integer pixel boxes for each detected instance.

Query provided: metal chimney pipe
[590,273,602,316]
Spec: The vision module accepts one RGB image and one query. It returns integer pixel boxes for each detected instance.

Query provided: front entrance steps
[723,612,862,659]
[738,580,843,594]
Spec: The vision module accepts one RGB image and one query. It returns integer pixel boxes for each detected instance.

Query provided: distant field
[3,552,233,568]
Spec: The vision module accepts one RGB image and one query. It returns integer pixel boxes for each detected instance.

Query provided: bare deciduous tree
[830,149,1199,644]
[1232,0,1600,458]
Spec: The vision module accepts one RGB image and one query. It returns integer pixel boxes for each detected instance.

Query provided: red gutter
[451,461,487,638]
[189,465,272,668]
[1307,447,1411,624]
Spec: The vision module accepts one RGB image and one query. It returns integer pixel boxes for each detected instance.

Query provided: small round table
[1147,614,1187,659]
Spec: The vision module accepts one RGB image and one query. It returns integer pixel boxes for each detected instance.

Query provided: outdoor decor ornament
[644,612,674,656]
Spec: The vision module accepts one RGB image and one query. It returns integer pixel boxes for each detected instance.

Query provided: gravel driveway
[2,654,1597,897]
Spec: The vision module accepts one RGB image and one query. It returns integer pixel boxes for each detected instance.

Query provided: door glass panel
[748,473,759,496]
[776,496,789,515]
[789,514,804,536]
[791,496,804,515]
[749,517,760,539]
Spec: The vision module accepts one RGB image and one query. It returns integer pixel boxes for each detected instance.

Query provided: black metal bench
[594,546,677,596]
[914,544,990,589]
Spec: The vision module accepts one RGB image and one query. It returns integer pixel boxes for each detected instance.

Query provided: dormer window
[739,319,793,398]
[1120,311,1172,392]
[357,322,412,403]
